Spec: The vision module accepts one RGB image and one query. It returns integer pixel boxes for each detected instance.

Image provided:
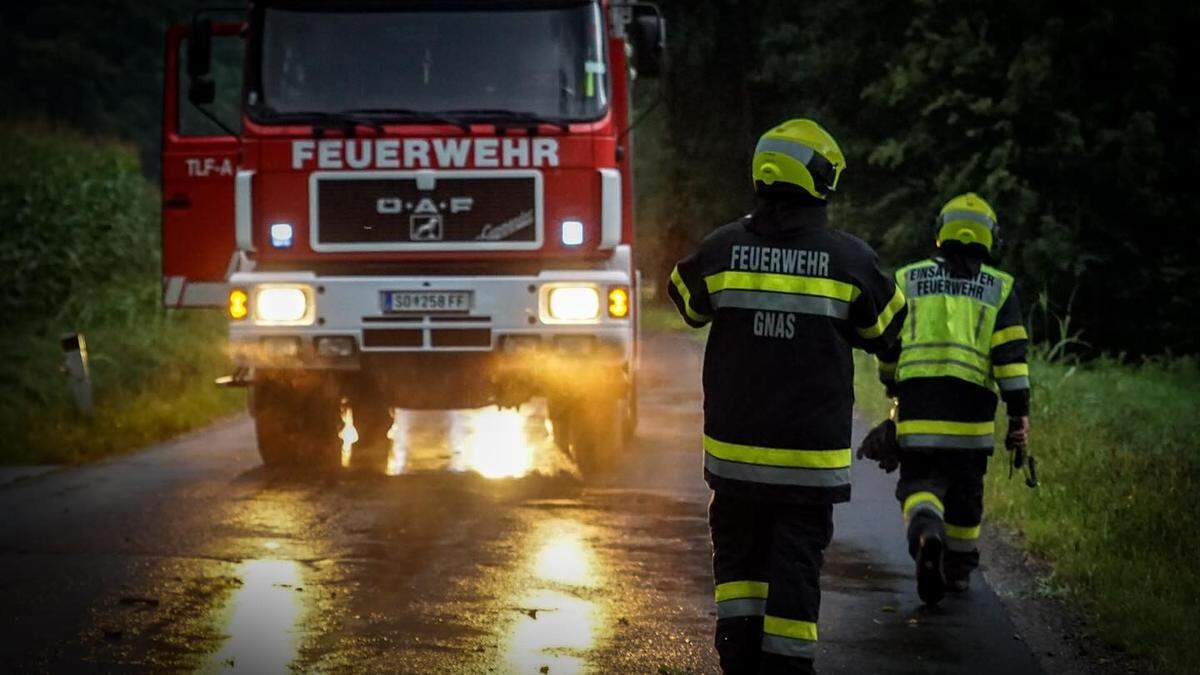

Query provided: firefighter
[876,193,1031,604]
[668,119,907,674]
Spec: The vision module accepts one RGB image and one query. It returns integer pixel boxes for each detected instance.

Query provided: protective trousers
[895,451,988,578]
[710,491,834,674]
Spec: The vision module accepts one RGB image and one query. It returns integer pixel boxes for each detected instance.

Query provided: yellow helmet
[752,119,846,200]
[937,193,999,254]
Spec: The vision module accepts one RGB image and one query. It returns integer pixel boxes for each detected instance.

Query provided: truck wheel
[571,396,626,478]
[252,379,341,468]
[346,399,394,470]
[622,380,638,442]
[547,396,573,453]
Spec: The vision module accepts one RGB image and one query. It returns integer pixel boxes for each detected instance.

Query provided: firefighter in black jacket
[876,193,1031,604]
[668,119,907,674]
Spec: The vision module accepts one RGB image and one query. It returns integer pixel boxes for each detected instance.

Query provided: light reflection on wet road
[0,334,714,673]
[0,333,1059,673]
[205,558,304,673]
[501,518,604,673]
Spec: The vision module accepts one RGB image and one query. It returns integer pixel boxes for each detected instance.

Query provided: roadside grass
[853,349,1200,672]
[0,123,243,464]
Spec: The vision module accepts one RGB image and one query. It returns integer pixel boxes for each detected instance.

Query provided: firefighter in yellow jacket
[877,193,1031,604]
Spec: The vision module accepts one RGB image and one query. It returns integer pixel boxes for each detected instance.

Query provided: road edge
[981,522,1155,675]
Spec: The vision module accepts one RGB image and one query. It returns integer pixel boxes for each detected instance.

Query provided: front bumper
[227,269,634,371]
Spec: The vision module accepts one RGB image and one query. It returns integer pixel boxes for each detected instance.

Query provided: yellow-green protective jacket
[878,256,1030,451]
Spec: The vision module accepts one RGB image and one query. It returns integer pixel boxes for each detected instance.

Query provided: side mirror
[630,6,666,78]
[187,17,215,105]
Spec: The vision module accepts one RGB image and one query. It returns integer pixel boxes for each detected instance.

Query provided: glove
[856,418,900,473]
[1005,416,1038,487]
[1005,416,1029,469]
[1005,415,1030,450]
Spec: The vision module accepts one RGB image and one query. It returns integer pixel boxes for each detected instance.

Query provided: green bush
[0,123,242,463]
[986,356,1200,671]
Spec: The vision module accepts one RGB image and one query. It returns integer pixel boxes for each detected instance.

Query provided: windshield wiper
[436,109,572,132]
[343,108,472,133]
[257,109,386,135]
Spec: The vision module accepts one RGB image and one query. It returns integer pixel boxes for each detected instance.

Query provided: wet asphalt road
[0,333,1044,673]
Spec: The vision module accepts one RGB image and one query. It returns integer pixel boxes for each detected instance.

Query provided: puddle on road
[500,518,606,673]
[340,404,572,479]
[204,558,305,673]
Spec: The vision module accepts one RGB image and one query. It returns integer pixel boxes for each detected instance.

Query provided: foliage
[644,0,1200,356]
[0,124,156,321]
[0,1,194,171]
[985,355,1200,672]
[0,125,242,463]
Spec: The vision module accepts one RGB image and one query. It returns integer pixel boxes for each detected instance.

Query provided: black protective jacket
[668,203,906,504]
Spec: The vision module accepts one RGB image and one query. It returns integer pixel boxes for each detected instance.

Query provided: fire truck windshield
[253,1,609,124]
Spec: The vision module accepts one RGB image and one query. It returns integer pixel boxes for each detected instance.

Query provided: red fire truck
[161,1,664,472]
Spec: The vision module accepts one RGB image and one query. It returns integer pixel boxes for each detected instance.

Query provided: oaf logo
[374,195,475,242]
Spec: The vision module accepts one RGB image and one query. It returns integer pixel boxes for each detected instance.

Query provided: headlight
[255,286,314,325]
[544,285,601,323]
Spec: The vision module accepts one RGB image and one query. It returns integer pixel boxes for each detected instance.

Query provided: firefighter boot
[916,534,946,605]
[945,568,970,593]
[944,550,977,592]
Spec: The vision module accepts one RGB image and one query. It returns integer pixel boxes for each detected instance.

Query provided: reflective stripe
[998,376,1030,392]
[904,341,989,358]
[715,580,769,602]
[991,325,1029,348]
[898,357,988,378]
[671,266,710,324]
[898,420,995,436]
[755,136,816,165]
[903,491,944,519]
[941,209,996,231]
[764,615,818,642]
[704,435,851,469]
[718,598,767,619]
[762,634,816,659]
[945,522,981,553]
[710,289,850,319]
[898,418,996,450]
[704,453,852,487]
[946,537,978,553]
[993,362,1029,378]
[899,433,995,449]
[945,523,981,540]
[858,285,906,339]
[705,270,860,303]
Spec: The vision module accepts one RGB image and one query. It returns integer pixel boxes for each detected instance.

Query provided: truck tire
[547,396,573,453]
[571,395,625,478]
[346,399,394,470]
[622,380,638,442]
[252,379,341,468]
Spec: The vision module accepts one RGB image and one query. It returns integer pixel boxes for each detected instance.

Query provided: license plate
[383,291,472,313]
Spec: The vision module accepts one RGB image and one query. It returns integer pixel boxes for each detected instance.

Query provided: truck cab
[161,0,665,472]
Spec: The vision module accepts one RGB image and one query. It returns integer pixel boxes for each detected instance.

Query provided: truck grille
[312,172,541,250]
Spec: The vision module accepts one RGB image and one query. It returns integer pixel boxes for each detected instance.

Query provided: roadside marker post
[60,332,94,415]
